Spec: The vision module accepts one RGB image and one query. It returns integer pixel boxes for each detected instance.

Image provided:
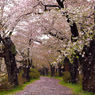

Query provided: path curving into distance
[14,76,74,95]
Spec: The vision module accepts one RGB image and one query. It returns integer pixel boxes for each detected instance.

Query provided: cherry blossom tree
[0,0,95,91]
[0,0,40,86]
[29,0,95,91]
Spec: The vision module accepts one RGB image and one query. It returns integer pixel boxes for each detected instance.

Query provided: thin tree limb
[33,1,61,11]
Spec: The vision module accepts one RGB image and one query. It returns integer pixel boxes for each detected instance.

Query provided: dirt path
[14,76,74,95]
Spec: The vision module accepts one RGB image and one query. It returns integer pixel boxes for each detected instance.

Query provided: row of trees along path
[0,0,65,87]
[0,0,95,94]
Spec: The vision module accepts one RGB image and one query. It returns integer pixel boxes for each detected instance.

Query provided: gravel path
[14,76,74,95]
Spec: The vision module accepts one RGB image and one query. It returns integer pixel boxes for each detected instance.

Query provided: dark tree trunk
[94,6,95,23]
[50,65,55,77]
[0,37,18,86]
[5,54,18,86]
[52,66,55,77]
[82,57,95,92]
[45,67,49,76]
[55,68,58,74]
[56,0,64,8]
[81,39,95,92]
[71,57,79,84]
[64,56,79,84]
[38,68,43,75]
[64,57,70,71]
[0,58,1,72]
[58,65,63,77]
[42,66,45,76]
[65,14,79,42]
[22,59,30,81]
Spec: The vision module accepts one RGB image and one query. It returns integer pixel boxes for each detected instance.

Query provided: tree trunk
[94,6,95,23]
[81,39,95,92]
[45,67,48,76]
[56,0,64,8]
[58,65,62,77]
[5,54,18,86]
[64,56,79,84]
[22,59,30,81]
[42,66,45,76]
[82,58,95,92]
[72,57,79,84]
[3,37,18,86]
[0,58,1,72]
[50,65,55,77]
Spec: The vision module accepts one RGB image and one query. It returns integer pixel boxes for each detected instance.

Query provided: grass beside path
[53,77,93,95]
[1,76,94,95]
[0,79,39,95]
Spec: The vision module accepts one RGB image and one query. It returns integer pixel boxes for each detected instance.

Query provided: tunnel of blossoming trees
[0,0,95,94]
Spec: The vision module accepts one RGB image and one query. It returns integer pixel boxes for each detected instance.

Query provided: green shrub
[29,68,40,79]
[62,71,72,83]
[0,75,13,91]
[18,70,28,86]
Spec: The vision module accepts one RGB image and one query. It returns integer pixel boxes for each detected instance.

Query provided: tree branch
[8,11,34,34]
[31,38,42,44]
[0,35,5,44]
[48,31,66,41]
[33,1,61,11]
[40,23,69,41]
[0,73,7,78]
